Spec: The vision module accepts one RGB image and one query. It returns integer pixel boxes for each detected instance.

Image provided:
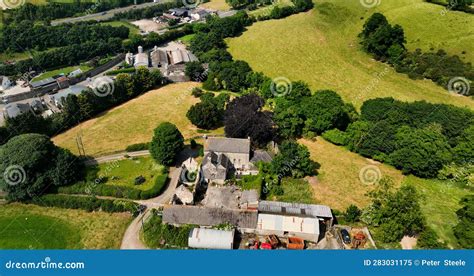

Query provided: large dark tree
[301,90,350,134]
[271,140,317,178]
[150,122,184,166]
[0,134,82,201]
[389,126,452,178]
[187,101,223,130]
[224,93,275,147]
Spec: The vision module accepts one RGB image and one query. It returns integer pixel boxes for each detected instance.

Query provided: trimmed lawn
[227,0,474,109]
[91,156,165,191]
[32,65,92,82]
[0,203,131,249]
[53,82,224,156]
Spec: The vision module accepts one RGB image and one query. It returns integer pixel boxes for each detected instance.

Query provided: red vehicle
[260,242,272,250]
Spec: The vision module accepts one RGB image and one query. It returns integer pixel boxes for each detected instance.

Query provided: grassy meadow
[53,82,224,156]
[227,0,474,109]
[201,0,231,11]
[0,203,131,249]
[31,65,91,82]
[300,138,470,248]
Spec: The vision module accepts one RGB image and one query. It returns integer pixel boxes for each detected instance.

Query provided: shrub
[31,194,140,215]
[344,204,362,223]
[417,228,447,249]
[125,142,150,152]
[322,129,349,146]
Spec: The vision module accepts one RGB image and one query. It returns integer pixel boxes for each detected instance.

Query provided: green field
[91,156,165,191]
[32,65,91,82]
[0,203,131,249]
[227,0,474,109]
[248,0,293,17]
[301,138,470,248]
[100,21,140,36]
[53,82,224,156]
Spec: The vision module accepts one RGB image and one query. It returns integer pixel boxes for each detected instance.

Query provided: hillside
[227,0,474,109]
[52,82,224,156]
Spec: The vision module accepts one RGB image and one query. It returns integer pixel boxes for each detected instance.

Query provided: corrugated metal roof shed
[256,213,320,237]
[188,228,234,249]
[258,201,332,218]
[163,205,258,229]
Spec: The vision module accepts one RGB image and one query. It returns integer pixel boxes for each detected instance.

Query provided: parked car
[340,229,351,244]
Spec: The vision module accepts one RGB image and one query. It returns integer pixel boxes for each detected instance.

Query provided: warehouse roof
[163,205,257,229]
[258,201,333,218]
[256,213,320,237]
[188,228,234,250]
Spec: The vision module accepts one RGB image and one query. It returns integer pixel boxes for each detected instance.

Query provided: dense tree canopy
[224,93,275,147]
[0,134,82,201]
[270,141,317,178]
[150,122,184,166]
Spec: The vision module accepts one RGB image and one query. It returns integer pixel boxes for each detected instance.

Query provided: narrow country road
[84,150,150,166]
[120,167,181,249]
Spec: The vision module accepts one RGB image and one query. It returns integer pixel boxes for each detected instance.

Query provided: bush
[31,194,140,215]
[125,143,150,152]
[344,204,362,223]
[322,129,349,146]
[417,228,447,249]
[143,211,195,248]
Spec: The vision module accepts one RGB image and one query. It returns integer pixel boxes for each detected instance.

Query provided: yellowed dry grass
[201,0,231,11]
[299,138,405,211]
[2,203,131,249]
[53,82,224,157]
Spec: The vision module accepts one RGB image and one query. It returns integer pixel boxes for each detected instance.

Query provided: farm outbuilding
[256,213,320,242]
[188,228,235,249]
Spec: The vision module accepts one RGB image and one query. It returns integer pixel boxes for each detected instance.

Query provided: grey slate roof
[204,137,250,154]
[30,77,56,89]
[201,152,228,181]
[163,205,258,229]
[258,201,333,218]
[4,103,30,118]
[250,150,273,163]
[240,189,259,204]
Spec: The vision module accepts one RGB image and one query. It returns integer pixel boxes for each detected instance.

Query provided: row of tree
[359,13,473,95]
[2,1,150,24]
[0,21,130,52]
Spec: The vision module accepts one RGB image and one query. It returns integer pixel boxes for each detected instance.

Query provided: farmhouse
[3,102,31,119]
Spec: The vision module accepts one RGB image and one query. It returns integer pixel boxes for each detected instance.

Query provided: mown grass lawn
[0,203,131,249]
[227,0,474,109]
[90,156,165,191]
[32,65,92,82]
[53,82,224,156]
